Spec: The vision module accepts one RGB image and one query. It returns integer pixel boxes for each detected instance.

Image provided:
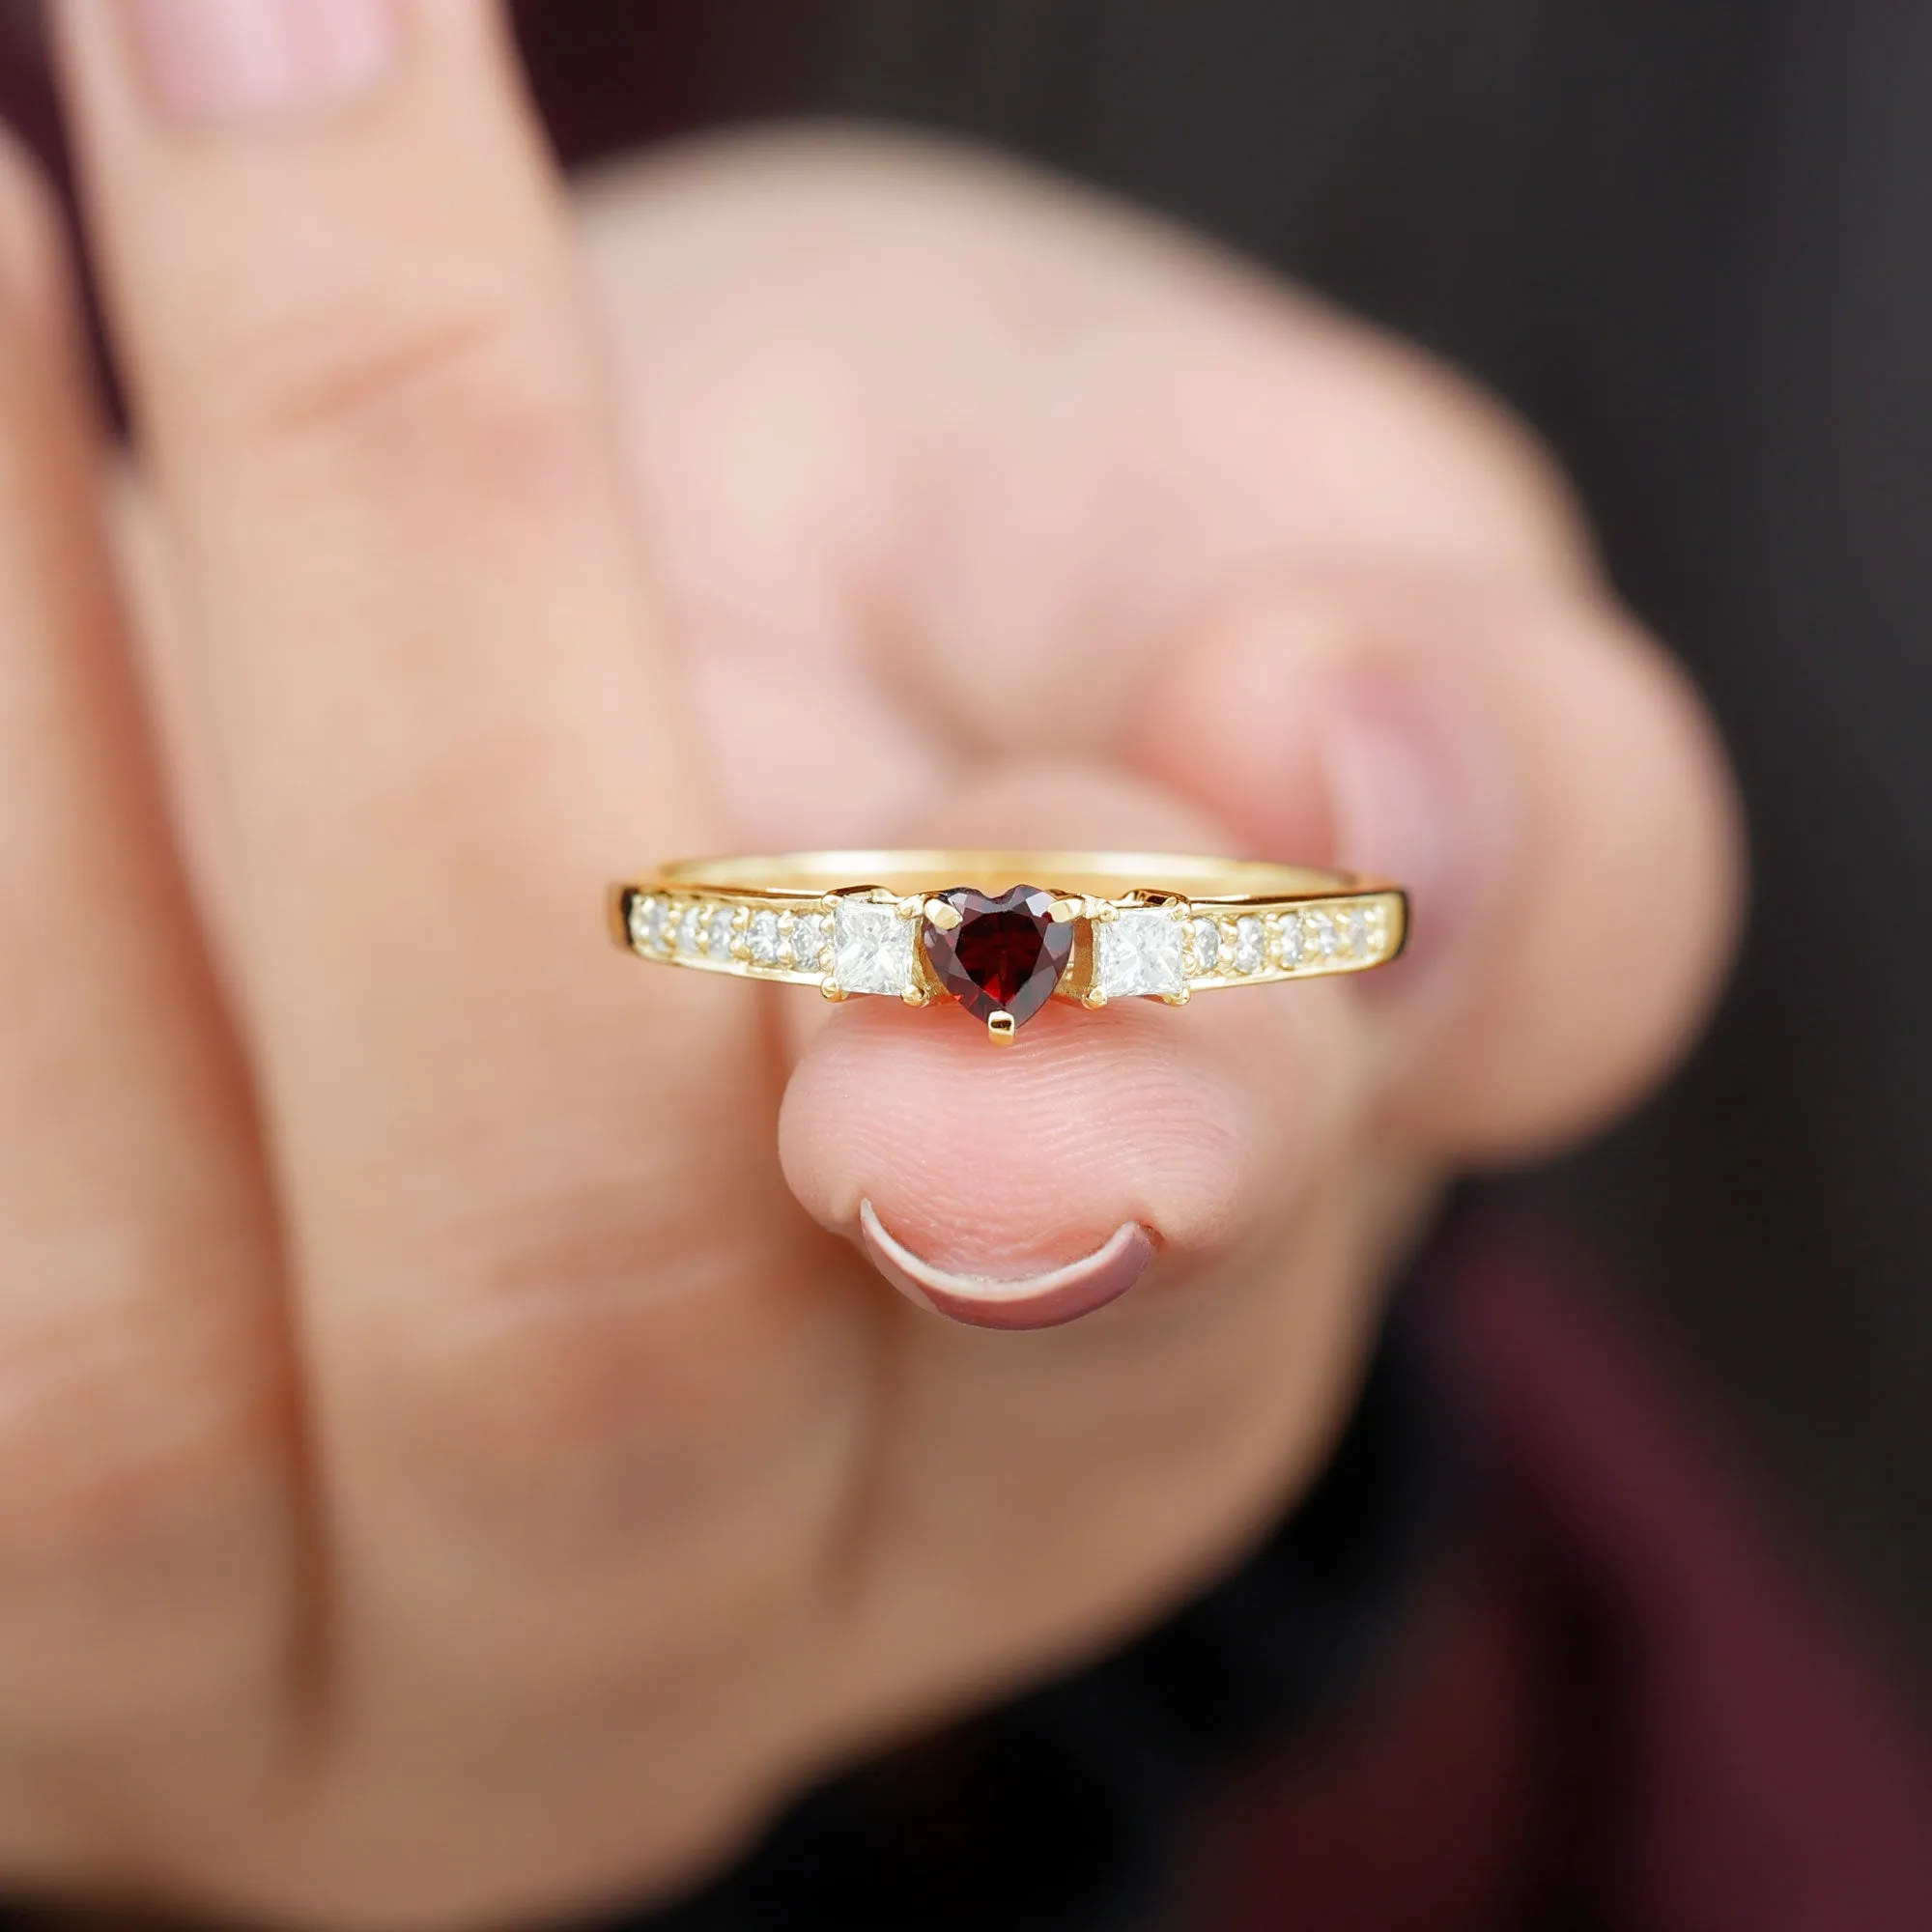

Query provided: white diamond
[1347,906,1372,958]
[833,897,916,996]
[1274,914,1304,969]
[747,910,782,965]
[1187,917,1221,974]
[675,902,705,955]
[1096,907,1185,998]
[1306,909,1339,958]
[787,912,829,971]
[1233,917,1264,975]
[627,894,667,953]
[706,904,738,956]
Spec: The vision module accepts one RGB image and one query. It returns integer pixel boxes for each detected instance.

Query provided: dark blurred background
[5,0,1927,1689]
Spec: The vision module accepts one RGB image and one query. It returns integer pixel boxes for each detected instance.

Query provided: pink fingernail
[859,1201,1155,1331]
[122,0,397,122]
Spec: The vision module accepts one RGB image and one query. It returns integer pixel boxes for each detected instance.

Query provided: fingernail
[859,1201,1155,1332]
[122,0,397,122]
[1321,674,1515,974]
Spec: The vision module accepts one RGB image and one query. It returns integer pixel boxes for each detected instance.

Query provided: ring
[609,850,1407,1042]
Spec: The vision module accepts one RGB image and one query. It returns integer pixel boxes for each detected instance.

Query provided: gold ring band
[609,849,1407,1042]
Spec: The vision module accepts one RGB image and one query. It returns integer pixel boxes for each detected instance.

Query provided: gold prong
[894,893,927,918]
[1047,895,1082,924]
[987,1010,1017,1043]
[924,898,963,930]
[1081,990,1109,1010]
[820,980,848,1002]
[900,985,928,1007]
[1161,987,1191,1007]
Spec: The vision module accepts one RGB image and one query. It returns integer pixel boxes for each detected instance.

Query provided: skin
[0,4,1740,1925]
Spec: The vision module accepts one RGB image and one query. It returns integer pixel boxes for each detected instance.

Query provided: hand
[0,5,1738,1925]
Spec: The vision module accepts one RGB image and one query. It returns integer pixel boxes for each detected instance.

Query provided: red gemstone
[922,885,1072,1028]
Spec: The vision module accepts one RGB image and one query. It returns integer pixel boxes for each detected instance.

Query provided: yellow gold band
[609,849,1406,1039]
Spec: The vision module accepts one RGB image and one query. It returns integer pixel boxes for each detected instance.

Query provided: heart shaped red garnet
[921,885,1073,1029]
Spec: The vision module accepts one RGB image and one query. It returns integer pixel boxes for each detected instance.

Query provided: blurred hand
[0,3,1738,1925]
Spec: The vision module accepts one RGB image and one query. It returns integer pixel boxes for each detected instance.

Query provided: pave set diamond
[1182,898,1394,981]
[627,892,831,977]
[625,887,1398,1011]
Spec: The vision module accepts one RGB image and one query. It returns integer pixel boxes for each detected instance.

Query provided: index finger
[53,1,841,1881]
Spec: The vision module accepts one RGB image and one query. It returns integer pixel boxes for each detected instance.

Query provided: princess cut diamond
[1095,906,1185,999]
[834,897,917,995]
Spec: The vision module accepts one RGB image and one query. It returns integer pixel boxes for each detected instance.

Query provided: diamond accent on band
[1232,917,1264,976]
[627,894,668,954]
[675,902,705,956]
[706,905,738,957]
[1096,906,1186,999]
[834,897,917,996]
[747,909,782,966]
[1187,917,1221,974]
[1169,895,1399,984]
[787,912,831,972]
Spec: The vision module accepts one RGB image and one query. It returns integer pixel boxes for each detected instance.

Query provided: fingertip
[780,993,1328,1326]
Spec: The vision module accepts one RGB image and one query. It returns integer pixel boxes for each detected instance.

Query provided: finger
[54,3,849,1904]
[0,135,290,1851]
[1133,572,1745,1156]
